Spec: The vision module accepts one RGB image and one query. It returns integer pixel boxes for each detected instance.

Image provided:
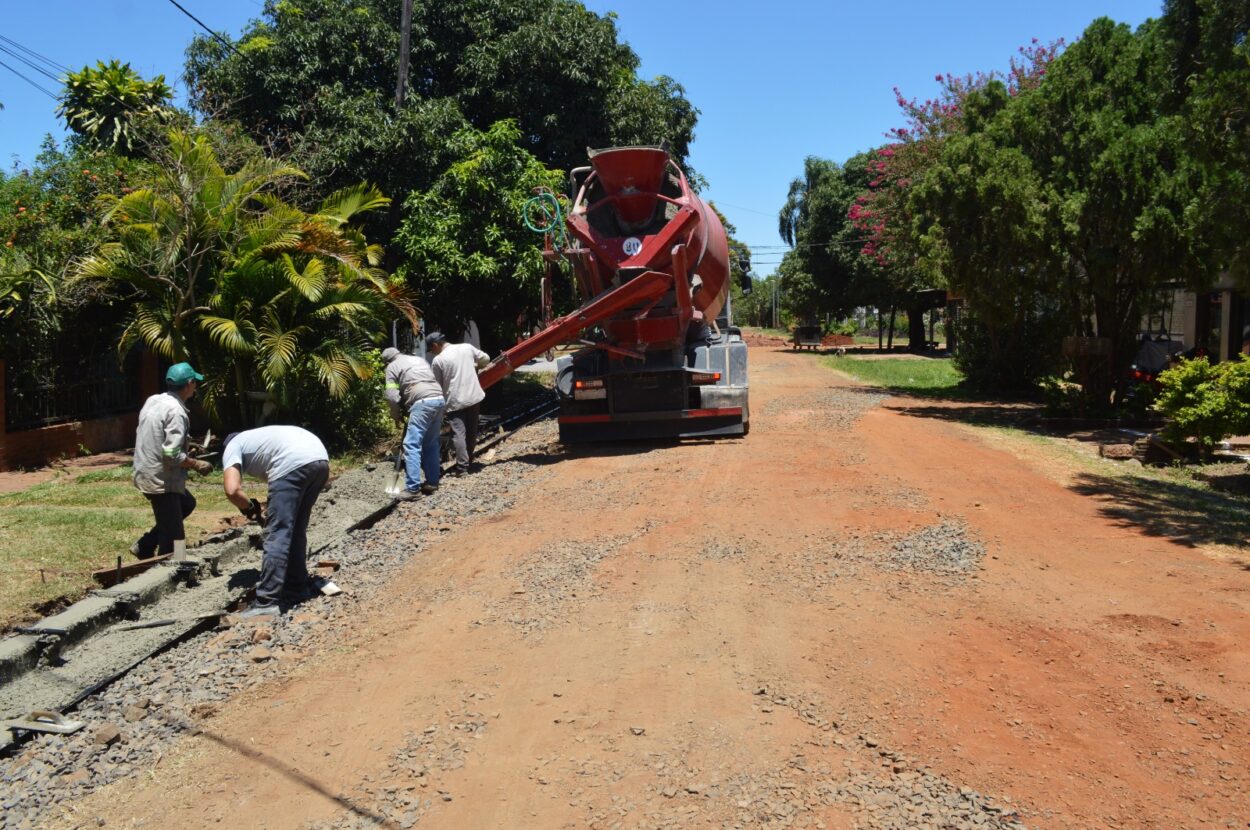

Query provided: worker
[221,426,330,618]
[131,362,213,559]
[381,347,446,496]
[427,332,490,475]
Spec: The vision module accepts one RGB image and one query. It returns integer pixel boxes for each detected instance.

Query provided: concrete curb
[0,465,399,744]
[0,528,250,685]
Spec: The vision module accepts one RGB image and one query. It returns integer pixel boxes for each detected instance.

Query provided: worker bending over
[131,362,212,559]
[381,347,446,496]
[426,332,489,475]
[222,426,329,618]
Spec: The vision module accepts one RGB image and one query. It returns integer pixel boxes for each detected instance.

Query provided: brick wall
[0,353,159,472]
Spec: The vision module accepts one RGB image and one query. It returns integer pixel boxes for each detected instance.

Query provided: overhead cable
[0,43,62,85]
[163,0,245,57]
[0,34,70,73]
[0,57,58,100]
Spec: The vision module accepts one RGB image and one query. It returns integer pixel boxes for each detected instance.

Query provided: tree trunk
[945,303,958,354]
[887,306,897,350]
[907,302,926,354]
[929,309,937,347]
[877,308,884,351]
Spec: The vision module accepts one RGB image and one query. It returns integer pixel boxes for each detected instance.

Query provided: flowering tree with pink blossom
[850,39,1061,287]
[861,22,1205,404]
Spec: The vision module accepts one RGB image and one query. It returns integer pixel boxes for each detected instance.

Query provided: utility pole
[395,0,413,108]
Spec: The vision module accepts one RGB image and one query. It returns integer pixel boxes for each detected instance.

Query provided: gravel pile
[850,481,929,512]
[756,518,988,603]
[759,386,888,433]
[493,521,658,638]
[873,519,986,577]
[698,537,749,562]
[0,419,558,830]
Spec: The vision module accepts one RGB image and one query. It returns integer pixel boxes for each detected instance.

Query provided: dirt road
[55,345,1249,829]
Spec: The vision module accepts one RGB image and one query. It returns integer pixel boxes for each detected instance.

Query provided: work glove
[191,459,213,475]
[241,498,265,524]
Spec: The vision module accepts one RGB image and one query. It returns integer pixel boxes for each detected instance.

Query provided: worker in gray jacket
[131,362,213,559]
[222,426,329,618]
[382,347,446,496]
[427,332,490,475]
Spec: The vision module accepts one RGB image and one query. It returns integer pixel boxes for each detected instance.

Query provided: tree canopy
[183,0,701,335]
[57,60,174,157]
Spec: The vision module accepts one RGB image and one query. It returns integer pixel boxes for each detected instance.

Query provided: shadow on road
[882,398,1040,428]
[1069,471,1250,554]
[197,725,399,828]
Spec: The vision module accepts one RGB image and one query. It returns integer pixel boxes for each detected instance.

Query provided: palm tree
[75,129,417,426]
[0,252,56,321]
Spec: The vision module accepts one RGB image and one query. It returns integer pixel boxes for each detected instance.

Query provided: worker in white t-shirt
[221,426,329,618]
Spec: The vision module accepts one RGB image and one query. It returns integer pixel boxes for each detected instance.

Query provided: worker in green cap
[130,362,213,559]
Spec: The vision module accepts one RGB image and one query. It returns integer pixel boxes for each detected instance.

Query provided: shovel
[385,447,406,497]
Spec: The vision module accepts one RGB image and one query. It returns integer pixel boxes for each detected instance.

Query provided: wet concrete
[0,465,396,737]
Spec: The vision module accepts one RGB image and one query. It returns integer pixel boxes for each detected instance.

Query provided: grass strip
[0,466,260,630]
[821,355,970,398]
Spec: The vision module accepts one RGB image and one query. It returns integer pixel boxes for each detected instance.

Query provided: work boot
[130,541,156,560]
[398,488,422,501]
[420,482,439,495]
[238,604,279,620]
[447,465,467,477]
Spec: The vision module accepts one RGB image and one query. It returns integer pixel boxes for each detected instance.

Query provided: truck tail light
[690,372,721,385]
[575,379,605,389]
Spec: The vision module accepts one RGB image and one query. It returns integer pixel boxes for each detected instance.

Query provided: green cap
[165,362,204,387]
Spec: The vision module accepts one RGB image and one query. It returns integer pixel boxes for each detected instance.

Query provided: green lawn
[821,355,968,397]
[0,465,261,630]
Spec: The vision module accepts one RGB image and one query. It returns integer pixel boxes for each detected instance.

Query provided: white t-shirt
[222,426,328,482]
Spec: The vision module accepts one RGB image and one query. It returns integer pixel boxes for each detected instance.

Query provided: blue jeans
[404,397,446,490]
[257,460,329,608]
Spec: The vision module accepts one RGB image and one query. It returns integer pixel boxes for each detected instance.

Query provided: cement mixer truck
[478,145,749,442]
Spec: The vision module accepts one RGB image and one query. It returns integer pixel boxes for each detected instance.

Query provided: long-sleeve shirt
[383,354,444,419]
[431,343,490,412]
[132,392,190,495]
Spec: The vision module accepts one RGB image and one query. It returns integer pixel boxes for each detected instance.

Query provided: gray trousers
[447,403,480,467]
[256,460,329,607]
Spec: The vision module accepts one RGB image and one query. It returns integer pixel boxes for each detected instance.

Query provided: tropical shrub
[57,61,175,156]
[73,129,417,430]
[1154,357,1250,458]
[288,349,397,454]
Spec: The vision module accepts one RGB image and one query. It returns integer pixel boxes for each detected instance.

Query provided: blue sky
[2,0,1162,273]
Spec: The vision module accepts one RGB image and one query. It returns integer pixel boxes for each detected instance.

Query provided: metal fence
[5,352,140,432]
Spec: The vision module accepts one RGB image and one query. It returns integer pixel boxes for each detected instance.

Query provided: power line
[0,34,70,74]
[164,0,245,57]
[710,200,778,217]
[0,43,62,85]
[0,57,58,100]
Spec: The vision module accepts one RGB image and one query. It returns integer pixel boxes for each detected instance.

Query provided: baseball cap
[381,347,400,363]
[424,331,447,349]
[165,362,204,387]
